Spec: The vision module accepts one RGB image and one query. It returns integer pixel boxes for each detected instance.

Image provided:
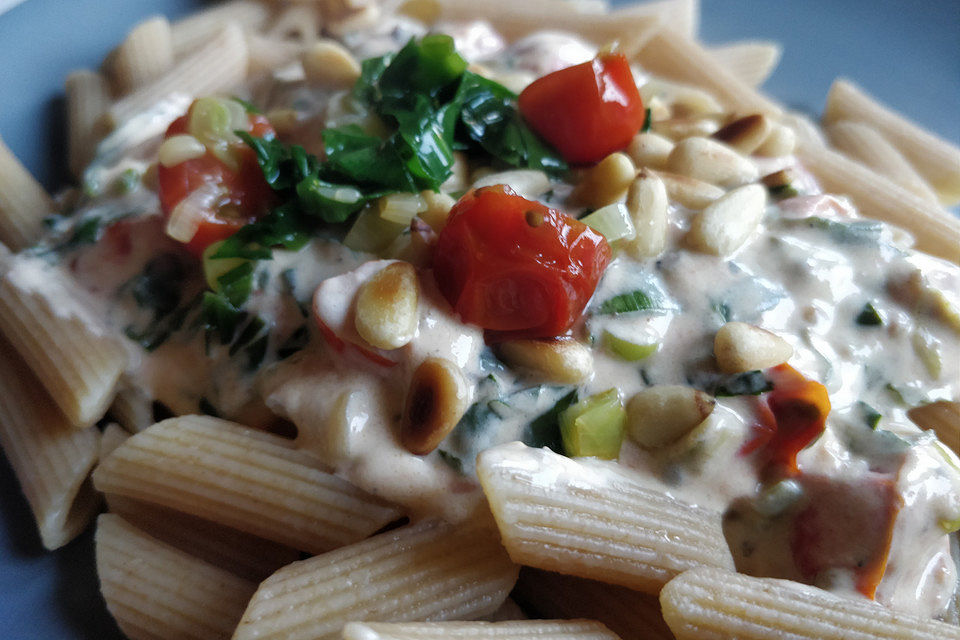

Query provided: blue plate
[0,1,957,637]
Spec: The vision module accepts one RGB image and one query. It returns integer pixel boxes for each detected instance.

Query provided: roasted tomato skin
[433,185,610,340]
[157,106,275,255]
[518,52,645,165]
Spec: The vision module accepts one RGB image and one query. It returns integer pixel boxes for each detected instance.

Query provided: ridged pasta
[108,381,155,433]
[170,0,271,56]
[246,33,307,77]
[99,423,130,461]
[108,22,249,127]
[476,443,734,594]
[0,135,54,251]
[514,568,675,640]
[636,30,782,118]
[95,513,257,640]
[823,79,960,206]
[234,519,520,640]
[795,138,960,264]
[341,620,622,640]
[105,493,301,582]
[265,3,321,44]
[0,335,100,549]
[907,400,959,456]
[65,69,110,178]
[826,120,941,204]
[111,16,175,94]
[92,414,402,553]
[0,253,127,428]
[708,40,781,88]
[659,567,960,640]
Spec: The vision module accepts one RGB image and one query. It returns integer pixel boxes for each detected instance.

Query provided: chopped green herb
[55,216,103,253]
[855,302,883,326]
[713,371,773,397]
[201,292,245,346]
[114,168,141,194]
[789,217,884,245]
[713,301,732,323]
[768,183,800,199]
[131,253,187,317]
[521,388,578,453]
[437,449,465,474]
[856,401,882,430]
[216,262,255,307]
[277,325,310,359]
[641,107,652,132]
[231,96,260,114]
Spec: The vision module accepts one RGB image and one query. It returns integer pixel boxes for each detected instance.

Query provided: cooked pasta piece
[92,415,402,554]
[0,335,100,550]
[823,79,960,206]
[105,494,301,582]
[514,568,675,640]
[708,40,781,88]
[659,567,960,640]
[635,30,782,118]
[0,136,54,251]
[434,0,661,55]
[826,120,941,204]
[907,400,959,456]
[234,519,519,640]
[795,139,960,264]
[108,382,155,433]
[0,253,127,428]
[95,513,257,640]
[99,423,130,461]
[614,0,699,40]
[65,69,110,178]
[341,620,622,640]
[476,442,734,594]
[246,33,306,77]
[107,22,249,127]
[265,3,321,44]
[170,0,271,56]
[110,16,175,94]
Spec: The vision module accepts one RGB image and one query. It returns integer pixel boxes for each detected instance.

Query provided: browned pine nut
[401,358,470,455]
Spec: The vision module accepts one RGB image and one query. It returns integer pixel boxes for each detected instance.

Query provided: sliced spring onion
[603,329,658,361]
[188,96,248,170]
[202,240,249,291]
[378,192,426,225]
[559,388,625,459]
[580,203,635,242]
[158,134,207,168]
[166,182,224,243]
[343,205,407,253]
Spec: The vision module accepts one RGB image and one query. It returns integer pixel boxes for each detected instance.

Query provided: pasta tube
[708,40,781,88]
[0,135,54,251]
[234,519,520,640]
[660,567,960,640]
[110,16,175,94]
[65,69,110,178]
[476,442,735,594]
[341,620,622,640]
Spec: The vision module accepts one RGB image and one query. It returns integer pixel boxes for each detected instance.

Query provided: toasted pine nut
[624,171,668,258]
[756,122,797,157]
[667,137,759,188]
[302,39,362,88]
[686,184,767,256]
[419,190,456,232]
[472,169,551,199]
[571,152,636,209]
[713,114,772,155]
[265,108,302,137]
[158,134,206,168]
[761,168,801,198]
[397,0,441,23]
[627,131,675,170]
[497,338,593,384]
[714,322,793,374]
[626,385,716,449]
[401,357,469,455]
[652,116,721,141]
[354,262,420,350]
[907,401,959,456]
[640,79,724,117]
[652,169,725,211]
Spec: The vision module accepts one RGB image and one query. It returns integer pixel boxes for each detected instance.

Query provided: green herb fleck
[713,371,773,397]
[855,302,883,326]
[599,289,659,315]
[437,449,465,474]
[521,388,579,453]
[856,401,882,430]
[641,107,652,132]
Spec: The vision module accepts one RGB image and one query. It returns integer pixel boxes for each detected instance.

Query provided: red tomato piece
[433,185,610,340]
[157,102,275,255]
[518,52,645,165]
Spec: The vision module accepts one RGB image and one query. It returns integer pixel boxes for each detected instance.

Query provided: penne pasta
[0,253,127,428]
[65,69,110,179]
[107,22,249,128]
[95,513,257,640]
[92,414,402,554]
[234,518,520,640]
[708,40,782,88]
[476,442,735,594]
[108,381,156,433]
[99,423,130,461]
[170,0,271,57]
[0,135,54,251]
[514,568,675,640]
[826,120,941,205]
[907,400,959,456]
[635,30,782,118]
[823,79,960,206]
[0,335,100,550]
[795,138,960,264]
[659,567,960,640]
[265,3,321,44]
[246,33,307,78]
[340,619,622,640]
[105,493,301,582]
[110,16,175,94]
[615,0,699,40]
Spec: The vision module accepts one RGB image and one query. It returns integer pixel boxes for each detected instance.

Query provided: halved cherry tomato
[741,364,831,478]
[518,52,645,165]
[157,100,275,255]
[433,185,610,340]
